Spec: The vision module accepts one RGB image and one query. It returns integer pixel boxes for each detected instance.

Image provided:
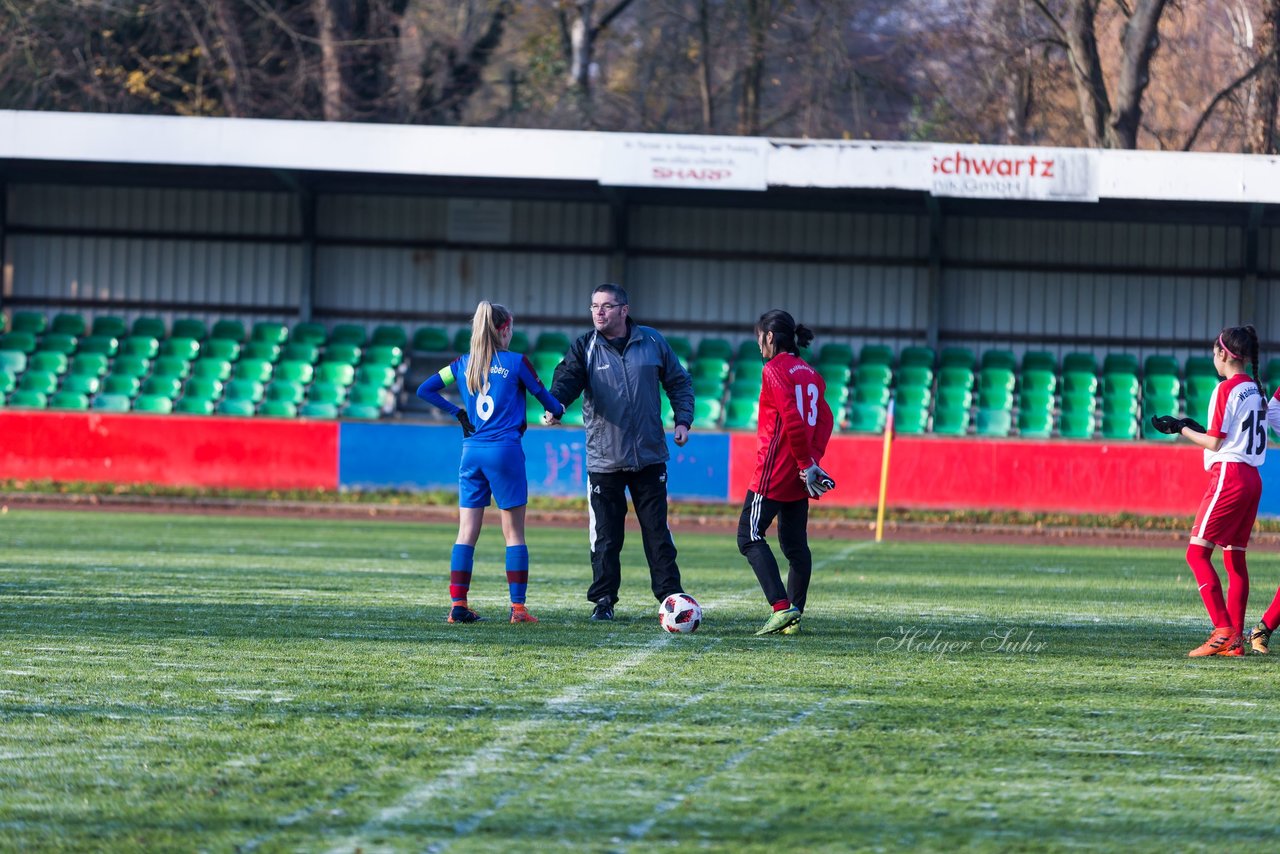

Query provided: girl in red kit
[1152,325,1267,656]
[736,310,836,636]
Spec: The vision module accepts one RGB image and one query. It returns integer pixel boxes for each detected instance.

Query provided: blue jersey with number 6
[419,351,563,446]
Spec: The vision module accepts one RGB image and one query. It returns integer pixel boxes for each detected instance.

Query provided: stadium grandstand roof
[4,109,1280,205]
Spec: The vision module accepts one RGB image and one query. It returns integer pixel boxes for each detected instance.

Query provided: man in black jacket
[547,284,695,620]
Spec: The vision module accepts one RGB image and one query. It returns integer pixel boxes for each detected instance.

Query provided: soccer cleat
[447,605,484,624]
[1250,622,1273,654]
[780,616,803,635]
[509,605,538,624]
[590,597,614,621]
[755,606,802,636]
[1187,627,1240,657]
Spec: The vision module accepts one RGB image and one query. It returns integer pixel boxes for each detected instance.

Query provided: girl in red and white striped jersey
[737,310,836,636]
[1154,326,1267,656]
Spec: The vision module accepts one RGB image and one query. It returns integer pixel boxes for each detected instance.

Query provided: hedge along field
[2,509,1279,851]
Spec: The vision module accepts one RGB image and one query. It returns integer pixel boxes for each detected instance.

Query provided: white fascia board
[0,110,601,182]
[766,139,932,190]
[1099,149,1280,204]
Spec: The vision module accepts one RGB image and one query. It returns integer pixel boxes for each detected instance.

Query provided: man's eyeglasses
[590,302,626,313]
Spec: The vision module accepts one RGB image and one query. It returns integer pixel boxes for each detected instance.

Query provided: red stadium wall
[729,434,1208,516]
[0,412,339,490]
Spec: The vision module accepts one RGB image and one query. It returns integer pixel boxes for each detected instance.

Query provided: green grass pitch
[3,509,1280,851]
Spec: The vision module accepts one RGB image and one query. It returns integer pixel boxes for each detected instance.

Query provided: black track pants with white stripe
[737,490,812,611]
[587,463,683,604]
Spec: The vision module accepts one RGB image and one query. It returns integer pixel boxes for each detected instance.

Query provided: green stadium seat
[275,360,315,385]
[0,368,14,396]
[354,363,395,389]
[1020,351,1056,374]
[51,313,87,337]
[224,379,265,404]
[371,325,408,349]
[132,316,167,339]
[854,383,891,407]
[102,374,141,398]
[11,311,47,335]
[695,338,734,362]
[531,332,570,355]
[1265,360,1280,391]
[665,336,693,363]
[818,343,855,367]
[934,385,973,410]
[692,398,722,429]
[1184,356,1216,379]
[251,322,290,346]
[1100,392,1139,417]
[412,327,451,353]
[1060,389,1097,416]
[19,370,59,395]
[817,363,852,390]
[280,342,319,365]
[1018,406,1054,438]
[132,394,174,414]
[362,345,403,368]
[0,331,37,354]
[141,375,183,400]
[28,351,68,375]
[980,350,1017,372]
[729,376,762,400]
[846,402,887,433]
[61,373,100,397]
[48,391,89,411]
[1062,352,1099,375]
[978,367,1016,394]
[825,384,852,412]
[1061,371,1098,396]
[203,338,241,362]
[175,396,216,416]
[1143,374,1181,400]
[724,398,759,430]
[733,359,765,384]
[1102,373,1140,401]
[693,377,725,400]
[1057,409,1094,439]
[69,353,108,378]
[347,383,387,408]
[292,322,328,347]
[1144,355,1181,378]
[91,393,131,412]
[931,406,970,436]
[939,347,976,370]
[111,356,151,379]
[857,344,894,368]
[508,330,531,354]
[77,335,119,357]
[160,337,201,362]
[315,362,356,387]
[299,401,339,419]
[330,324,367,347]
[242,341,281,364]
[691,358,730,383]
[216,397,256,417]
[895,404,929,434]
[306,381,348,407]
[342,403,382,420]
[855,364,893,389]
[452,328,472,353]
[561,397,584,426]
[266,380,306,405]
[735,340,761,363]
[92,316,129,339]
[899,346,936,370]
[1100,412,1138,439]
[896,365,933,389]
[171,318,208,341]
[937,366,974,391]
[1020,369,1057,398]
[210,319,247,342]
[151,356,190,380]
[894,385,928,410]
[0,350,27,374]
[8,390,47,409]
[1103,353,1139,376]
[258,400,298,419]
[37,333,77,356]
[190,358,233,383]
[977,386,1013,410]
[322,343,362,366]
[233,358,274,384]
[974,408,1012,437]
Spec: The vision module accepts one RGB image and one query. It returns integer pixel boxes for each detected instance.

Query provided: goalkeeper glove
[455,410,476,437]
[801,463,836,499]
[1151,415,1206,435]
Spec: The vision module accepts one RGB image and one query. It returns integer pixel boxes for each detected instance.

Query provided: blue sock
[450,544,475,605]
[506,545,529,605]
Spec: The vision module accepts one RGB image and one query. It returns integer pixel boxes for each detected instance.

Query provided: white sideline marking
[322,597,742,854]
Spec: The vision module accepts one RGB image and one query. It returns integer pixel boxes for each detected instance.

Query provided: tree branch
[1183,46,1280,150]
[592,0,637,38]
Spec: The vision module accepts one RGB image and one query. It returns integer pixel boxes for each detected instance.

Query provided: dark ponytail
[1219,324,1266,413]
[755,309,814,357]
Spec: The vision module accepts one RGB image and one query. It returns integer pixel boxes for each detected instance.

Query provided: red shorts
[1192,462,1262,548]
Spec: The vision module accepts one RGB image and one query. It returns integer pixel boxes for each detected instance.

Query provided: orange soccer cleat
[509,604,539,624]
[1187,627,1243,657]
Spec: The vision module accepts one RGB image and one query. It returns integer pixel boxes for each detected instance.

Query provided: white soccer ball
[659,593,702,634]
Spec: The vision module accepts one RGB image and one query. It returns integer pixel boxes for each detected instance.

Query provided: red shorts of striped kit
[1192,461,1262,549]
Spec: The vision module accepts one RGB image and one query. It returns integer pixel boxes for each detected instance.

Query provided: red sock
[1261,588,1280,632]
[1186,544,1230,628]
[1222,549,1250,635]
[772,599,792,612]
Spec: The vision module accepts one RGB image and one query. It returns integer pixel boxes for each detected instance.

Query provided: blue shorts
[459,443,528,510]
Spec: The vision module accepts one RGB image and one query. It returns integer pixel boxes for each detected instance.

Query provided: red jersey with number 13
[751,352,835,502]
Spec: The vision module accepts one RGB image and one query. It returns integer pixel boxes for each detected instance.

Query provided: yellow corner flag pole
[874,399,895,543]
